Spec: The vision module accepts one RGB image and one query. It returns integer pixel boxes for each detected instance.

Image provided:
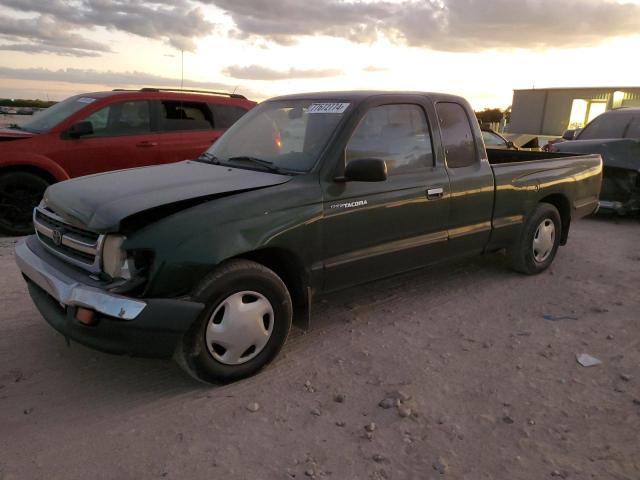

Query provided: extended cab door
[322,101,450,292]
[435,102,495,257]
[49,99,160,177]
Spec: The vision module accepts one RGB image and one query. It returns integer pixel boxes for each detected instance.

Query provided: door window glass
[578,112,631,139]
[623,116,640,139]
[436,102,476,168]
[345,104,433,175]
[209,104,249,129]
[482,130,507,147]
[81,100,151,137]
[159,101,213,131]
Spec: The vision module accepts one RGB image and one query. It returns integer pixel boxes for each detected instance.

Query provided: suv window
[209,103,248,129]
[482,130,506,147]
[578,112,631,140]
[82,100,151,137]
[436,102,476,168]
[346,104,433,175]
[159,100,213,131]
[624,116,640,139]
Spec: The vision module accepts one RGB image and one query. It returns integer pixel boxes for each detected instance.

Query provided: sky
[0,0,639,109]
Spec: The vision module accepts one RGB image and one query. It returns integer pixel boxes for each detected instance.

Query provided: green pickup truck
[15,91,602,383]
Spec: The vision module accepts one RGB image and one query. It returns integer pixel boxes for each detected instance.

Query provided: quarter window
[346,104,433,175]
[436,102,476,168]
[159,101,213,131]
[82,100,151,137]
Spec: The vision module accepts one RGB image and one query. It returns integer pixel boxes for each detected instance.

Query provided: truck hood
[555,138,640,171]
[43,160,293,232]
[0,127,36,140]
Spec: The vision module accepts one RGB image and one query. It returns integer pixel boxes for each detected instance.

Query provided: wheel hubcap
[205,291,274,365]
[533,218,555,263]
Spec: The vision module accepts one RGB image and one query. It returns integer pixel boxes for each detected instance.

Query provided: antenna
[181,49,184,90]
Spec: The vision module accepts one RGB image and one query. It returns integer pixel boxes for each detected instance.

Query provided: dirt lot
[0,216,638,480]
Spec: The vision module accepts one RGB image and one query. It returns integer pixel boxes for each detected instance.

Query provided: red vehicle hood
[0,128,36,140]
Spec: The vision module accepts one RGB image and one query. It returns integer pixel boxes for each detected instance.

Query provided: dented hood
[43,160,292,232]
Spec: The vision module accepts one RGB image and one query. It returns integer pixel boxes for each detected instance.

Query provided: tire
[510,203,562,275]
[175,259,293,384]
[0,171,50,236]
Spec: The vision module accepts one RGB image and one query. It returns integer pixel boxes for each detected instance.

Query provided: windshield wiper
[226,156,282,173]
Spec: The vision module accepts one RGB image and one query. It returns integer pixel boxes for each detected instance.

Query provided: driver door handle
[136,141,158,148]
[427,187,444,199]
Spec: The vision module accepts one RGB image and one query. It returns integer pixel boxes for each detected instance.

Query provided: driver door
[321,102,450,291]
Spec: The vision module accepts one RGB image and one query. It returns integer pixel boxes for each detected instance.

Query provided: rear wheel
[175,259,292,384]
[510,203,562,275]
[0,171,50,236]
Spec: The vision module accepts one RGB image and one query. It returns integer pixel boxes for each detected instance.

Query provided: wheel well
[234,248,311,329]
[540,194,571,245]
[0,165,56,185]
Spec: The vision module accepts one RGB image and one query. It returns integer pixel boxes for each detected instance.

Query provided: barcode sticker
[308,103,350,114]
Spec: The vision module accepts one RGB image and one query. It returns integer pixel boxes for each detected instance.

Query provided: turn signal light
[76,307,97,326]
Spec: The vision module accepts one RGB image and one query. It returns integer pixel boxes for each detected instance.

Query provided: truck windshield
[205,99,349,173]
[21,95,96,133]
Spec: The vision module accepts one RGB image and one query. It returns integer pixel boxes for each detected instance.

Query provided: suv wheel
[175,259,292,384]
[510,203,562,275]
[0,171,50,236]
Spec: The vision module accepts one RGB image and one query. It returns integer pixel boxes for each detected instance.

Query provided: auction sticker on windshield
[77,97,96,104]
[308,103,350,114]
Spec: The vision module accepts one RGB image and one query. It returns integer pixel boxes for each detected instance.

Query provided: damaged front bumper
[15,236,204,358]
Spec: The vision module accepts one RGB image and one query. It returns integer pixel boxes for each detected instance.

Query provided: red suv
[0,88,256,235]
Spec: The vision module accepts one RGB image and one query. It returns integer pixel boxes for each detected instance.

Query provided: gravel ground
[0,216,639,480]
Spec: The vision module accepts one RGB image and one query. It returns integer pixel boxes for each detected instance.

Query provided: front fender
[0,153,70,182]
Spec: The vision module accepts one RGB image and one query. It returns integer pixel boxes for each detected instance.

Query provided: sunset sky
[0,0,639,109]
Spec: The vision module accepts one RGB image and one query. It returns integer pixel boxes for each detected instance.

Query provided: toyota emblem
[52,229,63,246]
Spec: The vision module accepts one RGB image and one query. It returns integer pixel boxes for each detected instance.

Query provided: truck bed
[486,148,582,165]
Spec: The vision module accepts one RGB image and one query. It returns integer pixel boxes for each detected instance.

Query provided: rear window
[159,100,213,131]
[436,102,477,168]
[209,104,249,129]
[578,112,631,140]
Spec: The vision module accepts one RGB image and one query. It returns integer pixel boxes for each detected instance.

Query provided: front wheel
[175,259,292,384]
[0,171,50,236]
[510,203,562,275]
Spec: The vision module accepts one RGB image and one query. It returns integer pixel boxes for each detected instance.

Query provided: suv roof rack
[111,88,247,100]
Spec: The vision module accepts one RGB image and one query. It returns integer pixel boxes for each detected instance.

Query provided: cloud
[203,0,640,51]
[363,65,387,73]
[0,43,102,57]
[224,64,342,80]
[0,0,214,56]
[0,66,264,99]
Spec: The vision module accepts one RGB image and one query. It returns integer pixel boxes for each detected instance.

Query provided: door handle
[426,187,444,199]
[136,141,158,148]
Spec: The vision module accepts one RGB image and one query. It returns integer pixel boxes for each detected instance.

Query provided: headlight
[102,235,132,280]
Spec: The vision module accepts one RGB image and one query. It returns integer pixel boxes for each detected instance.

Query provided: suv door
[148,99,220,166]
[435,102,494,257]
[49,100,160,177]
[322,102,450,291]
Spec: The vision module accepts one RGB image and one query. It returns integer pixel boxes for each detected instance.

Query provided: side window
[482,130,506,147]
[159,101,213,131]
[579,113,630,140]
[624,116,640,139]
[345,104,433,175]
[82,100,151,137]
[209,103,249,129]
[436,102,477,168]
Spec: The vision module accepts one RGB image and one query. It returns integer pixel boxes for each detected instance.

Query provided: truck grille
[33,207,104,273]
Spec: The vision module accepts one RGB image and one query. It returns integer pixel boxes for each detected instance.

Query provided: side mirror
[506,140,516,149]
[561,129,576,141]
[337,158,388,182]
[67,121,94,139]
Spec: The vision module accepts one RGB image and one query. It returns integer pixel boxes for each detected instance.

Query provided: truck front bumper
[15,237,204,358]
